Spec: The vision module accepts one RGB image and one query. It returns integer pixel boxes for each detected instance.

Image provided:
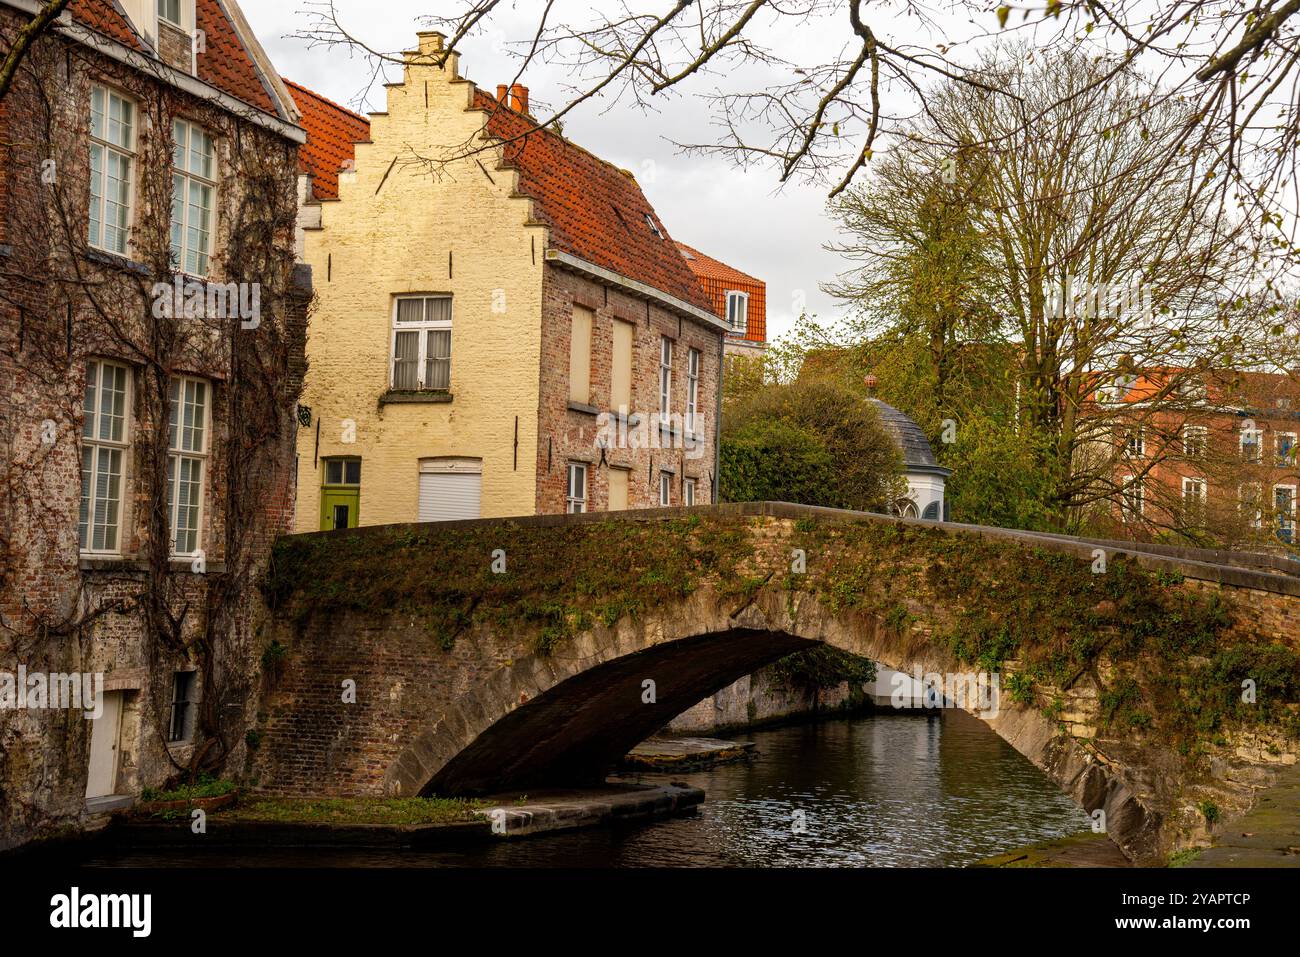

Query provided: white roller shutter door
[418,460,482,522]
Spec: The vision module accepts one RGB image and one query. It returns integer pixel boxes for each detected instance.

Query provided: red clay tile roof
[472,90,713,314]
[283,79,370,201]
[195,0,277,115]
[66,0,281,118]
[675,241,766,342]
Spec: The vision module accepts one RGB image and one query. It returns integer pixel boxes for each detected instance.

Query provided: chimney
[416,31,445,56]
[509,84,529,114]
[496,84,509,105]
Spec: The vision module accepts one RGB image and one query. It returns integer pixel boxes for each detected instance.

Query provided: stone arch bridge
[252,503,1300,864]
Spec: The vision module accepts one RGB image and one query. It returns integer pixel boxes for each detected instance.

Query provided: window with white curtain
[392,296,452,390]
[171,119,216,276]
[80,360,131,554]
[88,86,136,254]
[167,376,209,556]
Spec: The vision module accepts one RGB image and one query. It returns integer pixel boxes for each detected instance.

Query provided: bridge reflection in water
[82,710,1094,868]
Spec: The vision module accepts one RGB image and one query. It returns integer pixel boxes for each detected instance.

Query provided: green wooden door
[320,486,359,530]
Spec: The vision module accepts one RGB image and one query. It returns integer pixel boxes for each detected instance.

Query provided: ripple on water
[80,709,1093,868]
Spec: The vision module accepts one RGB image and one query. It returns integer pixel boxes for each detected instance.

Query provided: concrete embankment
[100,783,702,848]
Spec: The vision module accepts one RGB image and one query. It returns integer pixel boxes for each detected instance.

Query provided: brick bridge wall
[249,503,1300,864]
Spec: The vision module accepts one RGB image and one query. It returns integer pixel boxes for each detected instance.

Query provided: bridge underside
[424,629,815,795]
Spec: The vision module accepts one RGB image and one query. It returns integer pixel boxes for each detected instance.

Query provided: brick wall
[536,266,722,513]
[0,11,305,849]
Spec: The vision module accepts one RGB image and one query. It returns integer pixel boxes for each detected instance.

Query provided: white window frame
[683,476,697,507]
[158,0,185,28]
[566,462,587,514]
[391,295,453,391]
[659,471,672,506]
[1276,431,1297,466]
[1123,425,1145,458]
[1182,424,1207,457]
[171,119,216,276]
[1181,476,1207,519]
[80,359,132,555]
[658,336,673,425]
[1274,484,1297,542]
[167,375,209,558]
[686,347,700,435]
[1241,426,1263,464]
[725,291,748,334]
[1120,475,1143,522]
[88,85,137,255]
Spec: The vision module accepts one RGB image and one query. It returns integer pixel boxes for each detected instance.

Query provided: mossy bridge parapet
[252,502,1300,864]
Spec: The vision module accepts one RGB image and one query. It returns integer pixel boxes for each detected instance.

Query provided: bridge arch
[389,585,1157,860]
[255,503,1300,866]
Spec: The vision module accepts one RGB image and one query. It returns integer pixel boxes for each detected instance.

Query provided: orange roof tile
[675,241,766,341]
[66,0,282,119]
[473,90,712,313]
[283,79,370,201]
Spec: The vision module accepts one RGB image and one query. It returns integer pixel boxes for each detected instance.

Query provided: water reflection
[83,709,1091,868]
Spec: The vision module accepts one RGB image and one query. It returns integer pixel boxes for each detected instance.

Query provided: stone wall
[664,666,865,734]
[250,504,1300,863]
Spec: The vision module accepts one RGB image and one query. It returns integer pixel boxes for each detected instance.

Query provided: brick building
[0,0,306,847]
[1093,367,1300,548]
[289,32,728,529]
[676,241,767,359]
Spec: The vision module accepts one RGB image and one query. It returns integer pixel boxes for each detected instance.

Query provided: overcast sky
[239,0,915,345]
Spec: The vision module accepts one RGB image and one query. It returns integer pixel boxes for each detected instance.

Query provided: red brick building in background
[1093,367,1300,548]
[677,241,767,359]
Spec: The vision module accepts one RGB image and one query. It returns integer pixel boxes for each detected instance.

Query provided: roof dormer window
[645,214,663,238]
[158,0,182,25]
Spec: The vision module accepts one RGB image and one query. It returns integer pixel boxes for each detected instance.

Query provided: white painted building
[872,399,952,520]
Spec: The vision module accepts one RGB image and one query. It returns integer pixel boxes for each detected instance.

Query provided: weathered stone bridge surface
[251,503,1300,864]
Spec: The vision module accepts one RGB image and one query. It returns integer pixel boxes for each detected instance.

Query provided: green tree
[722,379,903,511]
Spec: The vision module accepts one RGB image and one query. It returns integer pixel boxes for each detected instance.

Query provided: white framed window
[1241,425,1262,463]
[1275,485,1296,544]
[566,462,587,514]
[391,295,452,391]
[686,347,700,434]
[1123,425,1144,458]
[684,476,697,506]
[171,119,216,276]
[1182,476,1206,521]
[1182,425,1207,457]
[158,0,182,27]
[1276,432,1296,466]
[1120,475,1143,522]
[725,291,748,334]
[659,471,672,506]
[88,85,136,255]
[80,359,131,554]
[1240,482,1264,528]
[658,336,673,424]
[167,376,209,556]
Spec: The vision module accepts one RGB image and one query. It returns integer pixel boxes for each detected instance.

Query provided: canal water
[83,709,1093,867]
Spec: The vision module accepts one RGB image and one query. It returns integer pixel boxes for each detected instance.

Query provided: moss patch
[265,516,754,656]
[222,796,484,826]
